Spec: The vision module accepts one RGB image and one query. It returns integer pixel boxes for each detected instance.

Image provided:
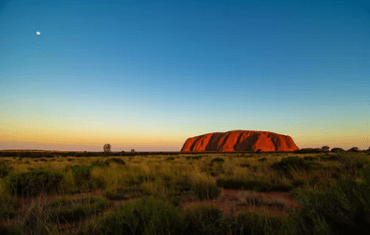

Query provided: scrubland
[1,150,370,234]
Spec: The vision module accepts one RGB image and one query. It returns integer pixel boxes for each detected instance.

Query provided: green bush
[291,176,370,235]
[331,147,345,153]
[4,169,63,196]
[91,160,110,167]
[228,212,286,235]
[105,188,142,200]
[106,158,126,165]
[64,165,94,188]
[184,204,225,235]
[185,155,202,160]
[165,157,175,161]
[99,196,186,235]
[48,196,109,223]
[217,177,292,192]
[0,160,13,179]
[0,225,22,235]
[191,177,221,200]
[210,157,224,164]
[0,193,21,219]
[272,157,319,177]
[303,156,319,161]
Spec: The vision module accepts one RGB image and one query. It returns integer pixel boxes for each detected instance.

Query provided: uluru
[181,130,299,152]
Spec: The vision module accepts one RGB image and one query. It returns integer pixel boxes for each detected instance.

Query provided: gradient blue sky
[1,0,369,151]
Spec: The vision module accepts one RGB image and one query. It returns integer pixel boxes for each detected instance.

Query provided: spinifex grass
[0,151,369,234]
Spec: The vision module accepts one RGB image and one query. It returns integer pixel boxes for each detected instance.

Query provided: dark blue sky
[1,0,369,150]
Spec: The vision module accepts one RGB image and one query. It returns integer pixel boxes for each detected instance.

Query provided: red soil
[181,189,299,217]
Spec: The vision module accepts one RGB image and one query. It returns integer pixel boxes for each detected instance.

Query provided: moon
[36,31,41,35]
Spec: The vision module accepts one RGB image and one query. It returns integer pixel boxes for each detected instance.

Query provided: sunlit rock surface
[181,130,299,152]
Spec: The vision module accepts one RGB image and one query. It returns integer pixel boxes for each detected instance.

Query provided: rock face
[181,130,299,152]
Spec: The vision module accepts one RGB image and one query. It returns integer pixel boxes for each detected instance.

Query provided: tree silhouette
[321,146,330,152]
[104,144,111,153]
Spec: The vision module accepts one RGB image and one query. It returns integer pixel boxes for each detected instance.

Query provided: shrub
[271,157,319,177]
[217,178,275,191]
[298,148,322,153]
[331,147,345,153]
[0,226,22,235]
[63,165,93,188]
[0,193,21,219]
[191,176,220,200]
[0,160,13,179]
[348,147,360,152]
[185,155,202,160]
[321,146,330,152]
[4,169,63,196]
[291,176,370,235]
[47,196,109,223]
[91,160,110,167]
[99,196,186,235]
[319,155,340,161]
[104,188,142,200]
[239,163,251,168]
[165,157,175,161]
[228,211,286,235]
[210,157,224,164]
[184,204,225,235]
[258,157,267,162]
[106,158,126,165]
[303,156,319,161]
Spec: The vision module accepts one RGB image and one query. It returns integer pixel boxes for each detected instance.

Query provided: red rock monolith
[181,130,299,152]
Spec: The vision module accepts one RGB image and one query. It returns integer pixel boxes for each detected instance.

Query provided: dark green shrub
[0,226,22,235]
[1,152,19,157]
[331,147,345,153]
[191,178,221,200]
[43,154,55,158]
[185,155,202,160]
[292,176,370,235]
[91,160,109,167]
[337,154,369,177]
[4,169,63,196]
[239,163,251,168]
[217,178,272,191]
[99,196,186,235]
[210,157,224,164]
[272,157,319,177]
[106,158,126,165]
[303,156,319,161]
[184,204,225,235]
[104,188,142,200]
[319,154,340,161]
[48,196,109,223]
[298,148,322,153]
[0,160,13,178]
[228,212,285,235]
[64,165,93,186]
[0,194,21,219]
[348,147,360,152]
[165,157,175,161]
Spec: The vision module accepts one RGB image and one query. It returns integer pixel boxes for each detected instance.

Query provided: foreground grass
[0,151,370,234]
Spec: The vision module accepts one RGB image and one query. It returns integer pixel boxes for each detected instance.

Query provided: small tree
[104,144,111,154]
[321,146,330,152]
[348,147,359,152]
[331,147,345,153]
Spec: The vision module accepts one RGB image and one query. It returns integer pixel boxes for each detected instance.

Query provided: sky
[1,0,369,151]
